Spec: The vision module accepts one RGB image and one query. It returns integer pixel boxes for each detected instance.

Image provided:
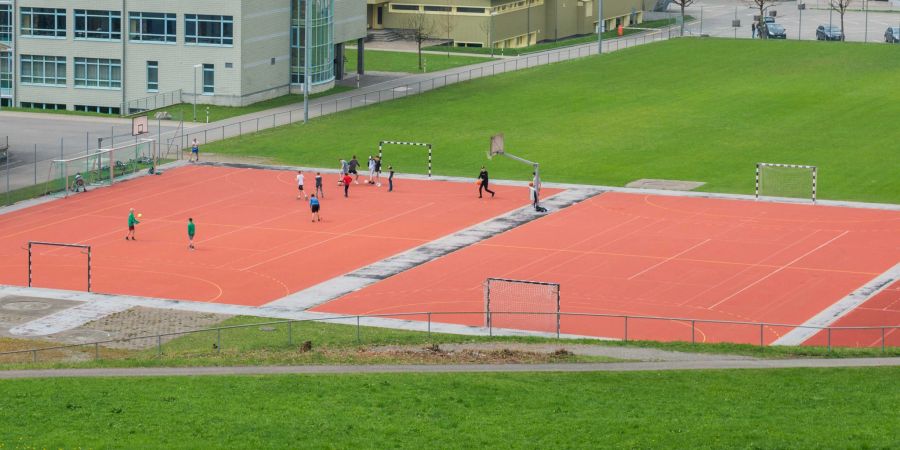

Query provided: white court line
[627,238,711,281]
[709,231,849,310]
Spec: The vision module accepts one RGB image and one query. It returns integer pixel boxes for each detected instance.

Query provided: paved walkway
[2,357,898,379]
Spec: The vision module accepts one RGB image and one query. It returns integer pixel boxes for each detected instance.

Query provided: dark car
[816,25,843,41]
[885,26,900,43]
[765,23,787,39]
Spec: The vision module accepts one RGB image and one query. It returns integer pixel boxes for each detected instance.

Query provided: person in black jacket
[478,166,495,198]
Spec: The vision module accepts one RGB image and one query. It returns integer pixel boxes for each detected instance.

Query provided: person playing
[342,173,353,197]
[309,194,321,222]
[190,138,200,162]
[348,155,360,184]
[296,170,307,200]
[478,166,495,198]
[367,155,376,184]
[126,208,140,240]
[374,156,383,186]
[315,172,324,198]
[751,22,757,39]
[388,165,395,192]
[187,218,196,250]
[72,173,87,192]
[529,182,539,210]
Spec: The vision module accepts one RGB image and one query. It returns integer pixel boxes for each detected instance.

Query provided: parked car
[816,25,843,41]
[765,23,787,39]
[885,26,900,43]
[764,16,776,24]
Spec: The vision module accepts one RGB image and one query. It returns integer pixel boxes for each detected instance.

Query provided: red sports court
[0,165,545,306]
[315,192,900,346]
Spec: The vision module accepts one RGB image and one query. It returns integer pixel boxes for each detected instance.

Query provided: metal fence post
[827,328,831,352]
[356,316,361,344]
[288,320,293,346]
[760,323,764,347]
[157,335,162,356]
[691,320,696,344]
[216,328,221,352]
[882,328,886,353]
[427,312,432,340]
[624,316,628,342]
[556,311,561,339]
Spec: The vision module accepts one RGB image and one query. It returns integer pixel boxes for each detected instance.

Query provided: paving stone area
[79,307,232,349]
[0,295,81,339]
[625,179,706,191]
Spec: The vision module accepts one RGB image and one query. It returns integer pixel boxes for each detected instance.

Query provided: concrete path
[2,357,898,379]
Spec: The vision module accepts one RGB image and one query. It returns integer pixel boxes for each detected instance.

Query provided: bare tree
[745,0,777,39]
[669,0,694,36]
[444,2,454,57]
[404,13,435,71]
[478,18,494,57]
[830,0,851,40]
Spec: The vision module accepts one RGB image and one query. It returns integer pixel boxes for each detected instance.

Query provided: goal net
[377,140,433,178]
[46,139,156,197]
[755,163,817,203]
[484,278,560,334]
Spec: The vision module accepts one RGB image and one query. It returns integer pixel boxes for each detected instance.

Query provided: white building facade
[0,0,366,113]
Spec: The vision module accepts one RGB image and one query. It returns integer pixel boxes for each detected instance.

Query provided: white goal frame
[378,140,432,178]
[484,277,561,336]
[48,139,157,198]
[755,162,817,203]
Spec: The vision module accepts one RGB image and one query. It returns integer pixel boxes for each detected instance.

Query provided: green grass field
[1,367,897,448]
[206,39,900,204]
[345,48,493,73]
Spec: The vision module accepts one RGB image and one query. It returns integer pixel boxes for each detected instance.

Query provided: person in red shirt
[342,173,353,197]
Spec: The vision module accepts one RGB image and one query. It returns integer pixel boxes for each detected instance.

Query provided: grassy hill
[2,367,898,447]
[206,39,900,203]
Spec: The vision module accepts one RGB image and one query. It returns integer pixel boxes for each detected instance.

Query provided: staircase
[366,28,404,42]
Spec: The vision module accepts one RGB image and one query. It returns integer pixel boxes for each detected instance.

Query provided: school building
[367,0,647,48]
[0,0,367,114]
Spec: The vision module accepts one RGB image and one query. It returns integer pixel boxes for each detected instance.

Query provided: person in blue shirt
[309,194,321,222]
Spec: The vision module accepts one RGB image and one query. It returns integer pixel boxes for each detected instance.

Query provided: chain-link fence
[0,311,897,366]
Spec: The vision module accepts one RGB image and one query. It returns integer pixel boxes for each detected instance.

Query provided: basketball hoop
[488,133,505,160]
[132,116,149,136]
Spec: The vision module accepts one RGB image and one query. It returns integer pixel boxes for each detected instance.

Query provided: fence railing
[1,311,897,365]
[121,89,182,116]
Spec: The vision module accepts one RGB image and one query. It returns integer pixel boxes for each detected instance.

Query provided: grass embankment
[204,39,900,204]
[345,49,493,73]
[423,17,688,56]
[1,367,898,448]
[3,316,898,370]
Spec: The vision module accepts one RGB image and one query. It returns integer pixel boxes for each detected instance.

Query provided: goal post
[27,241,92,292]
[484,277,560,336]
[46,139,156,197]
[755,163,817,203]
[377,140,432,177]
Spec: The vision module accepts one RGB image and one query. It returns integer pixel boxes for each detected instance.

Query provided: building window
[75,105,120,114]
[424,5,452,12]
[390,4,420,11]
[1,4,12,43]
[185,15,233,46]
[1,51,12,97]
[20,101,66,110]
[20,7,66,38]
[74,10,121,40]
[202,64,214,94]
[74,58,122,89]
[20,55,66,86]
[147,61,159,92]
[456,7,486,13]
[129,12,176,43]
[290,0,335,86]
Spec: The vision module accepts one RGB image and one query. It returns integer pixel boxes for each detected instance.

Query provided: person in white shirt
[296,170,307,200]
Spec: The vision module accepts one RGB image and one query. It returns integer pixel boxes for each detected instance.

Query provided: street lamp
[192,64,202,122]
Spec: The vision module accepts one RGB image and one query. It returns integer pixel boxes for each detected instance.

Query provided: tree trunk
[840,13,845,41]
[680,3,686,36]
[759,6,767,39]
